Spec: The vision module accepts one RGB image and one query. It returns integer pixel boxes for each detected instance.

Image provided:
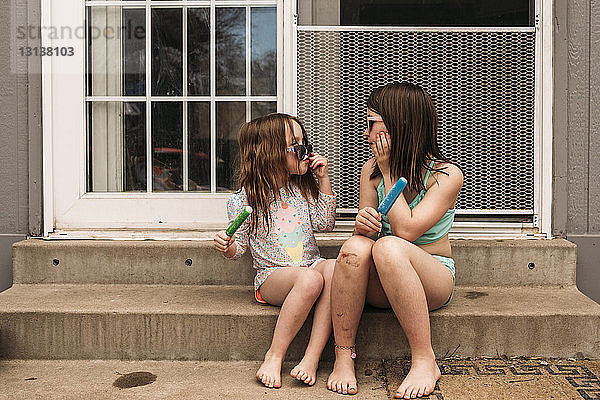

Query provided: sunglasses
[286,143,313,160]
[367,115,383,132]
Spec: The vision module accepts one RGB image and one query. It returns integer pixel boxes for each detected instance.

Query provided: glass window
[298,0,534,27]
[152,102,183,191]
[87,102,146,192]
[85,3,278,193]
[87,7,146,97]
[188,8,210,96]
[216,8,246,95]
[251,101,277,119]
[188,102,211,191]
[152,8,182,96]
[251,8,277,95]
[217,102,245,191]
[123,9,146,96]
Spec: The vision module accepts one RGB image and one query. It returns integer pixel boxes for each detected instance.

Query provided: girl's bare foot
[256,352,283,389]
[394,357,441,399]
[327,348,358,395]
[290,354,319,386]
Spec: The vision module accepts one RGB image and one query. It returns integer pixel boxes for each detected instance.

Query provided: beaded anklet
[334,343,356,359]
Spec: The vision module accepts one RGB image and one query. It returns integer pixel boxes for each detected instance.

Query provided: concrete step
[0,284,598,360]
[13,238,576,287]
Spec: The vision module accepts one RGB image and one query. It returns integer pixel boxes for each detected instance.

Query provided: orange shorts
[254,288,267,304]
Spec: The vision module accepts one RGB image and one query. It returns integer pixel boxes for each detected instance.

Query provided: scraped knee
[336,251,359,268]
[335,236,374,271]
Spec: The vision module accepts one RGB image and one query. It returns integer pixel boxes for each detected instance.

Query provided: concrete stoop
[0,284,598,360]
[0,238,598,361]
[11,238,577,287]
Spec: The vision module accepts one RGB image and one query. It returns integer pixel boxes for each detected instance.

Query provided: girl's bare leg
[327,235,375,395]
[256,267,324,388]
[291,259,336,385]
[371,236,453,399]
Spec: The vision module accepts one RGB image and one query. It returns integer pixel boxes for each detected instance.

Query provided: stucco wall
[0,0,42,292]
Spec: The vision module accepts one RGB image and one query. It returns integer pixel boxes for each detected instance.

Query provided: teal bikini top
[376,160,455,245]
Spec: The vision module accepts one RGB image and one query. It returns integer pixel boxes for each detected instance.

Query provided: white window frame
[537,0,553,238]
[42,0,285,234]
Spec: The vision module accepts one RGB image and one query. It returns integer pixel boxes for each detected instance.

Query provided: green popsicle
[226,206,253,236]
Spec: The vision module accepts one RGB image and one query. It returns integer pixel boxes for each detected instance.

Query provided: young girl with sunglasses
[213,113,337,389]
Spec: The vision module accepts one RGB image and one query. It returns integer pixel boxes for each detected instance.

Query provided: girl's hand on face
[213,230,235,254]
[355,207,382,235]
[308,152,329,179]
[371,131,391,176]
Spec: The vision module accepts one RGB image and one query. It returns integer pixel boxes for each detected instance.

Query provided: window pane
[251,7,276,96]
[124,9,146,96]
[298,0,534,26]
[188,8,211,96]
[216,8,246,95]
[217,102,245,191]
[340,0,534,27]
[87,7,146,96]
[152,102,183,191]
[251,101,276,119]
[87,102,146,192]
[188,102,211,191]
[152,8,182,96]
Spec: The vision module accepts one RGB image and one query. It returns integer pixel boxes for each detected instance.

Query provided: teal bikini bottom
[432,255,455,307]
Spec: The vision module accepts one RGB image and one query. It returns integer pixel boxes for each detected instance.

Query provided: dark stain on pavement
[113,371,157,389]
[465,291,488,300]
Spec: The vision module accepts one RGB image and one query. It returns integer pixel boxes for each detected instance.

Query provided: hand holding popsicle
[355,177,407,236]
[354,207,382,236]
[214,206,252,257]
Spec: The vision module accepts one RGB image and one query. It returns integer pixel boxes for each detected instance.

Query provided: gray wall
[554,0,600,303]
[0,0,43,293]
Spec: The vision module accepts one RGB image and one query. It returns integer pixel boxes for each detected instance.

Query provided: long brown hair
[235,113,319,235]
[368,82,452,193]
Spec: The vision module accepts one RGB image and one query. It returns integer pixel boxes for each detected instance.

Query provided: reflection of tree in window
[152,102,183,191]
[217,8,246,95]
[123,9,146,96]
[124,103,147,191]
[188,8,210,96]
[251,7,276,96]
[217,102,245,191]
[251,49,275,94]
[152,9,182,96]
[251,102,277,119]
[188,103,211,191]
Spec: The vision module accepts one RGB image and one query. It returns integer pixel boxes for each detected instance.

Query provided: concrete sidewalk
[1,358,598,399]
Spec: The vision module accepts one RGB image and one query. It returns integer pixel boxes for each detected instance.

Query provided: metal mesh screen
[297,30,536,213]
